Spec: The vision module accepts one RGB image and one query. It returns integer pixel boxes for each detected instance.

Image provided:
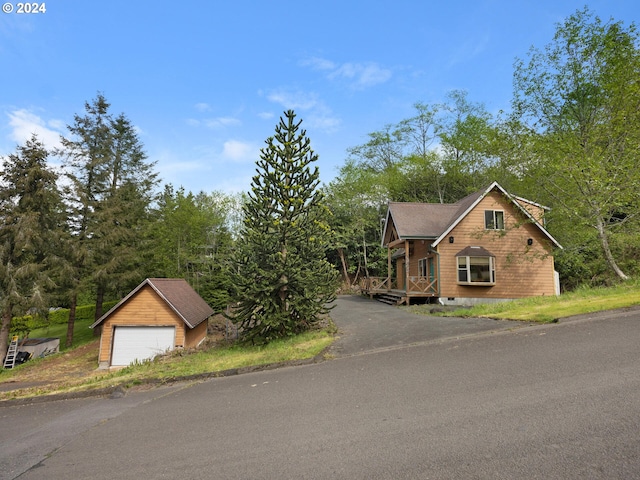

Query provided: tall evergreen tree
[228,110,338,343]
[0,135,63,361]
[59,94,158,345]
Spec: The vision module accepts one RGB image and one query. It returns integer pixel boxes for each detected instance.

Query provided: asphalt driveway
[328,295,524,357]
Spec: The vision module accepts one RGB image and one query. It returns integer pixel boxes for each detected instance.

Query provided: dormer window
[485,210,504,230]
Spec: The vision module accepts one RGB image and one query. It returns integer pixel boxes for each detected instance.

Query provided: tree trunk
[337,247,350,286]
[0,303,13,364]
[95,285,104,322]
[362,233,369,278]
[66,294,77,348]
[595,216,629,281]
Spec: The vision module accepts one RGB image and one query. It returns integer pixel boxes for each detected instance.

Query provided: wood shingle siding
[372,182,561,305]
[437,192,556,299]
[92,278,214,368]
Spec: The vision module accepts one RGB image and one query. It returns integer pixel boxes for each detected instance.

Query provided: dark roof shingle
[91,278,214,329]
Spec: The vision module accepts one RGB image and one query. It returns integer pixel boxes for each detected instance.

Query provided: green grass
[20,317,97,350]
[99,330,333,385]
[0,328,335,400]
[414,279,640,323]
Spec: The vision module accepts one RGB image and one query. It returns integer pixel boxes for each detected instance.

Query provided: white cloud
[265,88,341,133]
[266,89,319,111]
[329,62,392,88]
[204,117,241,128]
[300,56,336,71]
[307,114,341,132]
[222,140,254,163]
[187,116,241,129]
[257,111,274,120]
[446,34,490,69]
[302,56,392,89]
[6,109,64,150]
[194,102,212,112]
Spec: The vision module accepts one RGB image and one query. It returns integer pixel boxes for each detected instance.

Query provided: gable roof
[383,190,482,243]
[383,182,562,249]
[91,278,214,329]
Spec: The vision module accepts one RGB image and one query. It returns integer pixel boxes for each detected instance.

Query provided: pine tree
[59,94,158,345]
[0,135,63,361]
[229,110,338,343]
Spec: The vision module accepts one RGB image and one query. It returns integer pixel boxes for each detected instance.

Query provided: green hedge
[10,300,120,335]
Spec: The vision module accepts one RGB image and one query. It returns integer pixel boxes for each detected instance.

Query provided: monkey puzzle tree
[228,110,338,343]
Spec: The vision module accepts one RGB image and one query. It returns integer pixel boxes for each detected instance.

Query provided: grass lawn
[20,317,98,350]
[0,326,334,401]
[405,279,640,323]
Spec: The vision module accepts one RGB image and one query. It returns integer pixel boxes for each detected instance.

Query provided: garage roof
[91,278,215,329]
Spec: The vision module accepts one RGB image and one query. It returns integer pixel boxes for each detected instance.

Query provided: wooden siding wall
[395,241,432,289]
[185,320,208,348]
[437,191,556,299]
[98,285,186,363]
[514,198,545,223]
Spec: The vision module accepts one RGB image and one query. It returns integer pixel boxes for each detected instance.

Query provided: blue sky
[1,0,638,194]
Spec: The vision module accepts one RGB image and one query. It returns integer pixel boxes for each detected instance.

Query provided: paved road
[2,304,640,479]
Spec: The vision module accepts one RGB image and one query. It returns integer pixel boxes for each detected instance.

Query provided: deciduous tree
[513,8,640,281]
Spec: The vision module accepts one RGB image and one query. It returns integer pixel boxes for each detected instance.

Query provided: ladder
[3,336,19,369]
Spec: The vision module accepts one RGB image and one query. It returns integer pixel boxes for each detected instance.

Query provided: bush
[10,300,119,335]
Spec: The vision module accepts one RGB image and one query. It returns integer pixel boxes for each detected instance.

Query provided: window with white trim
[484,210,504,230]
[457,256,495,285]
[418,258,427,277]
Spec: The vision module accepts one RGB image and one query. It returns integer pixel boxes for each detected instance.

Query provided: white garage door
[111,326,176,366]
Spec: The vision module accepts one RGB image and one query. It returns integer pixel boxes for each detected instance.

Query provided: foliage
[146,186,238,311]
[10,300,119,336]
[228,110,339,343]
[512,8,640,282]
[0,135,64,360]
[323,159,388,286]
[59,93,160,306]
[57,93,160,345]
[324,92,507,287]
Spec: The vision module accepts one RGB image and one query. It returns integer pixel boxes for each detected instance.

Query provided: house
[363,182,562,306]
[91,278,214,369]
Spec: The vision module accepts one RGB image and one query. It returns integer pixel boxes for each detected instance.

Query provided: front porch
[361,276,439,306]
[361,237,440,306]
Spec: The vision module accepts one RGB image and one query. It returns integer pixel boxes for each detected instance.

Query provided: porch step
[375,293,406,306]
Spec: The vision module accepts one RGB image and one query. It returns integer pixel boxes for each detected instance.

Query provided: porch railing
[361,276,393,292]
[361,276,438,295]
[406,276,438,295]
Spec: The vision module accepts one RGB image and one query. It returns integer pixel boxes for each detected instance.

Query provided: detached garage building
[91,278,214,369]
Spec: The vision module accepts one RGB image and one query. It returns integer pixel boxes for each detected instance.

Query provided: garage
[111,326,176,366]
[91,278,214,369]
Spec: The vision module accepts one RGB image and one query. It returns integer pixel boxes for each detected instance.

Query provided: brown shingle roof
[91,278,214,329]
[383,182,562,249]
[386,190,483,240]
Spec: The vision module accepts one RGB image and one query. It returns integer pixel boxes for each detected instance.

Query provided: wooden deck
[361,276,439,306]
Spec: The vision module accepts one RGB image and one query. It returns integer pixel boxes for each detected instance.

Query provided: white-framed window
[457,256,495,285]
[418,258,427,277]
[484,210,505,230]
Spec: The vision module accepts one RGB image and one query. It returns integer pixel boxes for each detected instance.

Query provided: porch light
[527,238,533,246]
[449,236,454,243]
